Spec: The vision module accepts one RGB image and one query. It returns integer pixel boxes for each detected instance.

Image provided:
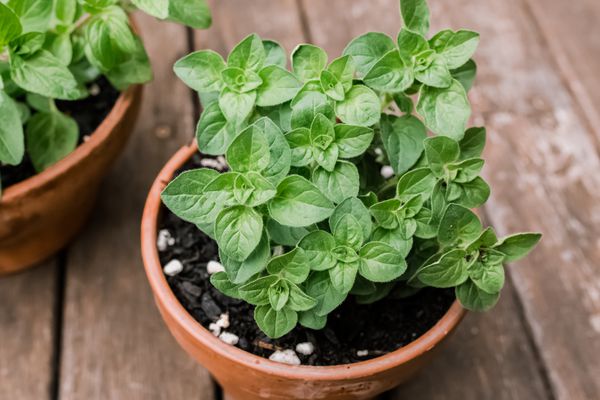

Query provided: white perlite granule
[218,331,239,346]
[207,260,225,274]
[356,350,369,357]
[269,349,301,366]
[216,313,230,329]
[163,259,183,276]
[295,342,315,356]
[209,323,221,337]
[157,229,175,251]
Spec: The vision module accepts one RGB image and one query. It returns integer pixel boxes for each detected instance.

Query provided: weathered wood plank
[58,14,214,400]
[431,0,600,399]
[522,0,600,141]
[196,0,305,57]
[0,261,57,400]
[300,0,552,398]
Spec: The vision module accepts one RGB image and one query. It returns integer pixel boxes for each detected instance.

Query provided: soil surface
[0,76,120,189]
[158,155,455,366]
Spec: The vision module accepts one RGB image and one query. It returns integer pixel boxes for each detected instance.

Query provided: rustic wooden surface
[1,0,599,399]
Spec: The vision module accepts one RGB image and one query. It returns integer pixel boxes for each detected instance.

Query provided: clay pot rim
[1,84,139,203]
[141,142,467,381]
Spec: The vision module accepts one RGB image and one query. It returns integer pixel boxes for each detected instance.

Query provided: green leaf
[450,158,484,183]
[195,101,235,155]
[215,206,264,262]
[335,85,380,127]
[268,175,334,227]
[160,168,220,224]
[456,176,490,208]
[287,282,317,311]
[0,3,22,48]
[219,231,270,284]
[329,197,372,242]
[494,233,542,262]
[418,249,469,287]
[267,248,310,284]
[239,275,278,305]
[312,142,338,172]
[263,40,286,68]
[291,44,327,82]
[26,110,78,172]
[221,67,262,93]
[102,37,152,90]
[327,55,355,92]
[359,241,406,282]
[286,127,312,167]
[44,33,73,66]
[298,309,327,330]
[415,55,452,88]
[455,279,500,311]
[228,33,265,72]
[417,79,471,140]
[174,50,225,92]
[244,172,277,206]
[371,227,413,257]
[393,92,414,114]
[10,32,45,57]
[210,272,242,299]
[438,204,482,247]
[320,69,345,101]
[266,219,312,247]
[254,305,297,339]
[400,0,430,36]
[332,214,364,250]
[334,124,374,159]
[466,227,498,251]
[218,88,256,125]
[370,199,401,229]
[226,124,270,173]
[54,0,77,25]
[397,28,429,58]
[342,32,395,77]
[424,136,460,177]
[256,65,301,107]
[332,245,360,264]
[10,50,82,100]
[7,0,51,33]
[131,0,168,19]
[396,167,437,201]
[290,91,334,129]
[380,114,426,175]
[252,117,292,185]
[469,261,505,294]
[364,49,413,93]
[0,91,24,165]
[459,127,485,160]
[304,271,347,316]
[329,261,359,294]
[430,29,480,70]
[298,230,337,271]
[312,161,360,204]
[268,280,290,311]
[167,0,212,30]
[451,59,477,92]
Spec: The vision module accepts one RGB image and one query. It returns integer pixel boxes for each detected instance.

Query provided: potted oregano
[141,0,540,398]
[0,0,211,274]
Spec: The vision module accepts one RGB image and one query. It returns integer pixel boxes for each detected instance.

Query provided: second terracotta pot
[141,143,468,400]
[0,84,142,275]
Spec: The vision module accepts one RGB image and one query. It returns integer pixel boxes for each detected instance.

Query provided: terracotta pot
[0,84,142,275]
[141,143,468,400]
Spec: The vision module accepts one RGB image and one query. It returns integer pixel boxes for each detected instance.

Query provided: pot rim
[1,84,140,203]
[141,142,467,381]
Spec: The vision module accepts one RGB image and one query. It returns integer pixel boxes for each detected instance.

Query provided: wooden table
[2,0,600,398]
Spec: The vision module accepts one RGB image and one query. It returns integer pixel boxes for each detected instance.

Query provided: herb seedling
[0,0,211,194]
[162,0,541,339]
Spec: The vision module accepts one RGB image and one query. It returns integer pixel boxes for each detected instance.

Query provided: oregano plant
[162,0,541,339]
[0,0,211,194]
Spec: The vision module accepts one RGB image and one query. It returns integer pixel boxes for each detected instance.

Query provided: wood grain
[522,0,600,143]
[57,14,214,400]
[432,0,600,399]
[0,261,57,400]
[300,0,552,398]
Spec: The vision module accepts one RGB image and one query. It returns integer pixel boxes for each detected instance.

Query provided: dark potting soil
[0,76,120,189]
[157,155,455,366]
